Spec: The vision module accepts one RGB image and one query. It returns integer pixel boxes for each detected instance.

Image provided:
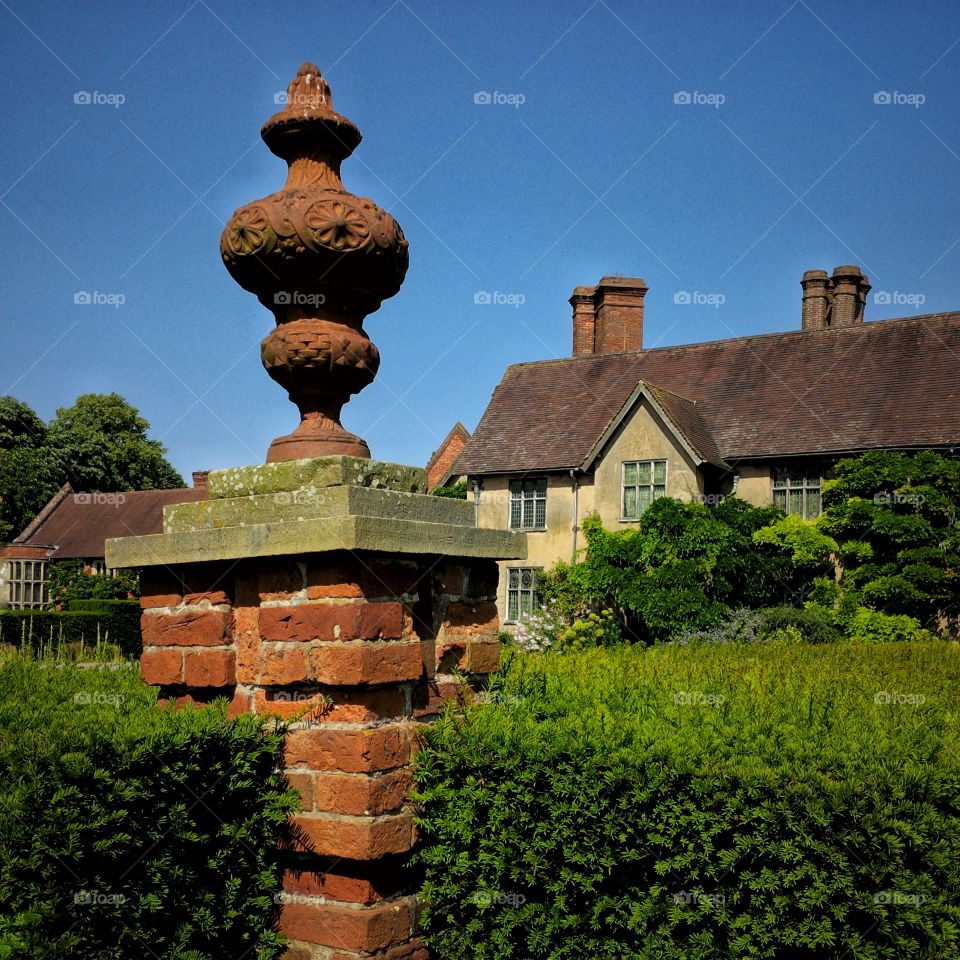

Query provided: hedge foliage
[0,599,142,658]
[0,652,296,959]
[414,642,960,959]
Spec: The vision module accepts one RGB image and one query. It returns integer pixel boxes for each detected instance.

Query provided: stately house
[457,268,960,624]
[0,474,207,609]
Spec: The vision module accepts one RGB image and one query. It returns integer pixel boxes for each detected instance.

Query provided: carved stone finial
[220,63,408,461]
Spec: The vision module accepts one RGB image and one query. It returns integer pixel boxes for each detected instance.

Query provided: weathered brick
[260,602,404,643]
[184,649,235,687]
[286,772,313,811]
[285,725,411,773]
[258,561,305,601]
[435,638,467,672]
[307,555,420,600]
[139,569,182,608]
[412,678,466,719]
[330,936,429,960]
[141,648,183,686]
[283,862,405,905]
[311,642,422,686]
[467,639,501,674]
[442,600,498,634]
[259,645,309,685]
[290,810,414,859]
[279,898,413,952]
[258,687,406,723]
[311,770,413,816]
[228,687,253,718]
[234,605,261,684]
[141,609,229,647]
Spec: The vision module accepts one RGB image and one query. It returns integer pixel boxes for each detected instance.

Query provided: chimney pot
[801,269,831,330]
[831,265,868,326]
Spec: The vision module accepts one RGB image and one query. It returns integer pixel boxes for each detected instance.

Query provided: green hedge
[0,599,142,658]
[414,642,960,959]
[0,653,296,958]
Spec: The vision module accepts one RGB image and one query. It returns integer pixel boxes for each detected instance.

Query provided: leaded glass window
[772,467,822,519]
[622,460,667,519]
[507,567,540,622]
[509,478,547,530]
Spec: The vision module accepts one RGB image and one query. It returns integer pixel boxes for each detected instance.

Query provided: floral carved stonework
[221,63,408,461]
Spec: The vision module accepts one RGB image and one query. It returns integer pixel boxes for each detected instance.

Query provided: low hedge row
[414,642,960,959]
[0,652,296,958]
[0,599,141,657]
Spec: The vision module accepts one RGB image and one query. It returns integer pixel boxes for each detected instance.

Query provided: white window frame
[772,466,823,520]
[6,559,49,610]
[621,459,668,520]
[506,566,542,623]
[508,478,547,530]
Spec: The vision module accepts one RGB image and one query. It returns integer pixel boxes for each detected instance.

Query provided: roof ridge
[14,482,73,543]
[502,312,960,373]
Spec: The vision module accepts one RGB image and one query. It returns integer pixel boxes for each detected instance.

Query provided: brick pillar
[109,457,525,959]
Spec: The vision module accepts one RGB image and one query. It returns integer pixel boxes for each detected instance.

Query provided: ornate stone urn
[221,63,408,461]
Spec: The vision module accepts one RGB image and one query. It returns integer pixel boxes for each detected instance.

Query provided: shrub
[0,601,142,659]
[48,560,140,606]
[415,643,960,959]
[0,651,296,958]
[431,480,468,499]
[819,450,960,627]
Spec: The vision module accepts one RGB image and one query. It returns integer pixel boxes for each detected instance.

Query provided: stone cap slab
[106,515,526,569]
[207,457,426,499]
[163,484,473,535]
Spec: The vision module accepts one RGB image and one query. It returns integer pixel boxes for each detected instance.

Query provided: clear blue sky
[1,0,958,480]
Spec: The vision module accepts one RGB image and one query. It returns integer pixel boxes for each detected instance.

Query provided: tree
[818,450,960,628]
[0,396,47,451]
[47,393,183,492]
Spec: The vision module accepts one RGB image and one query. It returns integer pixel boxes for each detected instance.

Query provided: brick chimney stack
[570,276,647,356]
[831,265,870,326]
[800,265,870,330]
[192,471,209,489]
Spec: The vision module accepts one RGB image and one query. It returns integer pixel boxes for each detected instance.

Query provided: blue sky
[1,0,958,480]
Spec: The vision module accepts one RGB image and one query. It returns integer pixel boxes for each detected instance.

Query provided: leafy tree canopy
[0,396,47,451]
[46,393,183,493]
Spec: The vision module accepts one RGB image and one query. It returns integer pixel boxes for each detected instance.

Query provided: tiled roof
[458,313,960,475]
[13,484,207,559]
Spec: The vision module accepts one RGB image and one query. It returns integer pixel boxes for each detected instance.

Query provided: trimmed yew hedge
[0,599,141,657]
[414,642,960,959]
[0,653,296,958]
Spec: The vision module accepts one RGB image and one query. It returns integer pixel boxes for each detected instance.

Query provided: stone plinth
[105,457,526,959]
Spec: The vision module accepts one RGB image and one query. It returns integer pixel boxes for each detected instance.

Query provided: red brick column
[138,551,500,959]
